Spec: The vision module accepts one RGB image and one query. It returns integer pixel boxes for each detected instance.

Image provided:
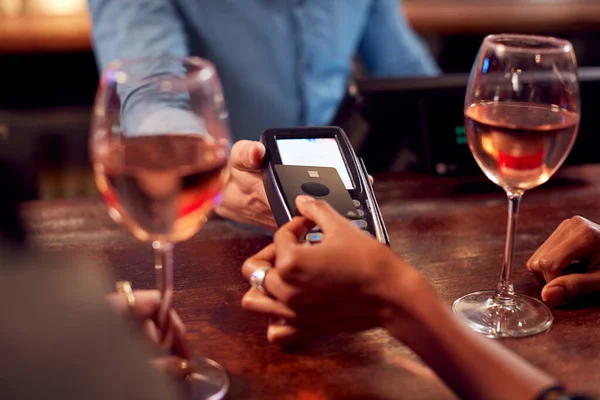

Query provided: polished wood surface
[0,13,91,53]
[23,164,600,399]
[3,1,600,54]
[404,0,600,34]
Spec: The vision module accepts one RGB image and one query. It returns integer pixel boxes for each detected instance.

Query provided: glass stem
[153,240,174,348]
[495,190,524,303]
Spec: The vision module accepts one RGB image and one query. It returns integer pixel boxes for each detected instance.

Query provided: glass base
[452,290,553,338]
[183,357,230,400]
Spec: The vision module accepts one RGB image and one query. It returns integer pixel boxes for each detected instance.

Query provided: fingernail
[267,325,279,342]
[256,142,266,158]
[542,286,565,306]
[267,325,289,343]
[296,195,314,205]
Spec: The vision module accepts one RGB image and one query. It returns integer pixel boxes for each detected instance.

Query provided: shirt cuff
[125,107,206,136]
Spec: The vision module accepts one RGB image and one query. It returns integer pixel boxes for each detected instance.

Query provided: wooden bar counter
[22,164,600,399]
[404,0,600,34]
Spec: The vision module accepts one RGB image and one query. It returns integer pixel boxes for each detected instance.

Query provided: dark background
[2,2,600,200]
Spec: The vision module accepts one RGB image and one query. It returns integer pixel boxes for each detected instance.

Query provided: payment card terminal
[261,126,390,245]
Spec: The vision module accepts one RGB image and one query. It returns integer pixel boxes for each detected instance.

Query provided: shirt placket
[291,0,308,125]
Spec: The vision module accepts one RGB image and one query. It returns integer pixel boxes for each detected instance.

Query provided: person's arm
[526,216,600,306]
[88,1,277,229]
[89,0,204,135]
[358,0,440,77]
[377,268,556,400]
[241,198,559,400]
[88,0,188,72]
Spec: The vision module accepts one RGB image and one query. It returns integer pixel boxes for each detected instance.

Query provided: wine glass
[90,57,231,398]
[453,34,580,337]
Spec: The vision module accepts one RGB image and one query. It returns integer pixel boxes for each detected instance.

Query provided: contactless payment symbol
[308,170,320,178]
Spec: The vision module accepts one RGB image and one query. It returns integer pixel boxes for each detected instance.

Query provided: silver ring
[250,266,271,295]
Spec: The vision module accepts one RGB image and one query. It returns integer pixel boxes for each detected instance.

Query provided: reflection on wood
[0,14,90,53]
[21,164,600,399]
[404,0,600,34]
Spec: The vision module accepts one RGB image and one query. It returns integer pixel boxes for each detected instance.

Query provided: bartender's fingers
[229,140,266,172]
[241,288,297,320]
[369,175,374,184]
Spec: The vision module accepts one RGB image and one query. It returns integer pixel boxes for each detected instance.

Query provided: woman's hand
[106,289,194,379]
[241,195,429,344]
[527,216,600,306]
[241,196,559,400]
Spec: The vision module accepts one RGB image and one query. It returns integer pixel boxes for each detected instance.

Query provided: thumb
[230,140,266,171]
[295,195,347,233]
[541,271,600,306]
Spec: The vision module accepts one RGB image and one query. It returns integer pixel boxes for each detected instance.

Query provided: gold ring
[115,280,136,309]
[180,360,189,371]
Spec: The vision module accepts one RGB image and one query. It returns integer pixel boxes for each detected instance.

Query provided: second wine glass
[90,57,231,398]
[453,34,580,338]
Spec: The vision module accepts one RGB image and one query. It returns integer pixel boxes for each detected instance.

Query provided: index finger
[272,216,313,250]
[229,140,266,172]
[527,219,570,272]
[535,236,596,283]
[295,196,348,234]
[242,243,276,280]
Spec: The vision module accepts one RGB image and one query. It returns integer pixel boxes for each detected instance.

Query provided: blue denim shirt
[89,0,439,141]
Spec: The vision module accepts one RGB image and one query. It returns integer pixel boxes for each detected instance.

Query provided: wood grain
[22,164,600,399]
[0,14,91,53]
[404,0,600,34]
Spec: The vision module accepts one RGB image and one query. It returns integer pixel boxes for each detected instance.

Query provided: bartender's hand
[215,140,277,230]
[527,216,600,306]
[241,195,429,344]
[106,290,194,379]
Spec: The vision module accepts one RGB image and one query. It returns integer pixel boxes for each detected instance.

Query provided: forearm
[377,266,556,400]
[89,0,202,135]
[89,0,189,71]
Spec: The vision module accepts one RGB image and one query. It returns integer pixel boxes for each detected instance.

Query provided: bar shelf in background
[3,1,600,54]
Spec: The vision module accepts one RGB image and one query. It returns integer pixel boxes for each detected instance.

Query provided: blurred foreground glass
[453,34,580,337]
[90,57,231,398]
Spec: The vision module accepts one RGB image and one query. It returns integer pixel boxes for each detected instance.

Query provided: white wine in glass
[91,57,231,399]
[453,34,580,338]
